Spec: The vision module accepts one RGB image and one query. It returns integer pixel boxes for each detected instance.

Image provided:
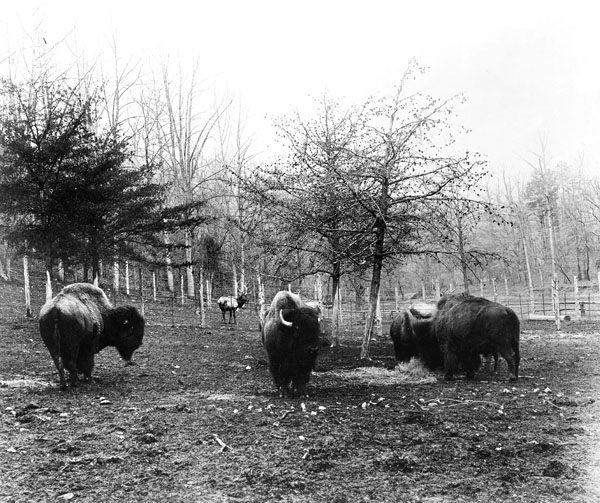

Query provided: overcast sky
[2,0,599,180]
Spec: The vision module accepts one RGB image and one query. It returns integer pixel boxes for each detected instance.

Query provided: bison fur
[389,309,443,370]
[262,291,321,397]
[39,283,145,388]
[433,294,520,381]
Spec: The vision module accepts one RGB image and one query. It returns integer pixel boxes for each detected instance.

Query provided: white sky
[2,0,599,179]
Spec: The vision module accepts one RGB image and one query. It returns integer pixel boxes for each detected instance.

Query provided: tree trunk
[239,238,246,293]
[361,217,385,359]
[125,261,130,296]
[46,270,53,301]
[186,230,195,298]
[457,215,470,293]
[233,262,238,296]
[198,267,206,327]
[23,256,32,317]
[547,206,561,331]
[113,262,120,293]
[330,262,341,347]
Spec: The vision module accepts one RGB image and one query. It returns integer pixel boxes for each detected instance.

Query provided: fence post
[180,270,185,305]
[152,271,157,302]
[542,292,546,315]
[171,291,175,327]
[519,294,523,319]
[492,277,498,302]
[574,276,583,319]
[139,268,145,317]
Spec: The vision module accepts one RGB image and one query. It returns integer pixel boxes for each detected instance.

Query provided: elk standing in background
[217,293,248,324]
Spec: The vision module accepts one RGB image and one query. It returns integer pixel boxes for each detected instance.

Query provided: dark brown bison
[217,293,248,324]
[262,291,321,397]
[399,293,517,381]
[434,294,520,381]
[39,283,145,388]
[389,304,443,371]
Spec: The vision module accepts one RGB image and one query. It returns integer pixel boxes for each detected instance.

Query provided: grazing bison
[434,294,520,381]
[262,291,321,397]
[217,293,248,324]
[389,305,443,370]
[400,293,517,381]
[39,283,145,388]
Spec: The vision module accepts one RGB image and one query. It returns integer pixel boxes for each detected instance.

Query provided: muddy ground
[1,281,600,502]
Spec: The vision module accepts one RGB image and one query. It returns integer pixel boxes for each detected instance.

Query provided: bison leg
[498,347,519,381]
[292,373,311,398]
[61,357,79,387]
[48,352,67,389]
[463,353,481,380]
[443,350,459,380]
[270,364,291,398]
[76,348,95,382]
[231,310,236,324]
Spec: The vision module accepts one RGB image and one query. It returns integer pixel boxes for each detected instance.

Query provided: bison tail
[53,312,66,387]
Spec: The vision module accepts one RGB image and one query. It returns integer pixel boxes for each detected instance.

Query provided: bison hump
[60,283,113,311]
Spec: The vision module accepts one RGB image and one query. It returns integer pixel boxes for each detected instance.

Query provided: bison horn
[279,309,293,327]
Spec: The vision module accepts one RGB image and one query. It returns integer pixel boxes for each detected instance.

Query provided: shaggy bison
[39,283,145,388]
[394,294,519,381]
[434,294,520,381]
[262,291,321,397]
[389,305,443,370]
[217,293,248,324]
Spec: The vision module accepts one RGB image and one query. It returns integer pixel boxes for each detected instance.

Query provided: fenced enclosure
[8,259,600,330]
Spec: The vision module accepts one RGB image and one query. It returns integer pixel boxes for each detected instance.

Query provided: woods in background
[0,35,598,356]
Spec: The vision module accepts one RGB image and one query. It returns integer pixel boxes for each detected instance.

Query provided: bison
[433,294,520,381]
[217,293,248,324]
[39,283,145,388]
[389,305,443,371]
[396,293,518,381]
[262,291,321,397]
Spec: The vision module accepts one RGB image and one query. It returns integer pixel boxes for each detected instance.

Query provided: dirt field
[1,281,600,502]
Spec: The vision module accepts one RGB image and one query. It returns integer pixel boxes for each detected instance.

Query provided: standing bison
[434,294,520,381]
[262,291,321,397]
[39,283,145,388]
[392,294,519,381]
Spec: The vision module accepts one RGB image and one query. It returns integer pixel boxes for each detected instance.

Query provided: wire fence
[6,262,600,328]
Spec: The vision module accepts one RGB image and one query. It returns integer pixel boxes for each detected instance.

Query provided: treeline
[0,36,597,355]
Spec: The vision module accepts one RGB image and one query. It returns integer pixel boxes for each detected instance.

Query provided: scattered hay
[325,358,437,385]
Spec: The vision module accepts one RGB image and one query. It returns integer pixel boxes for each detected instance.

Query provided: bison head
[100,306,145,362]
[279,307,320,342]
